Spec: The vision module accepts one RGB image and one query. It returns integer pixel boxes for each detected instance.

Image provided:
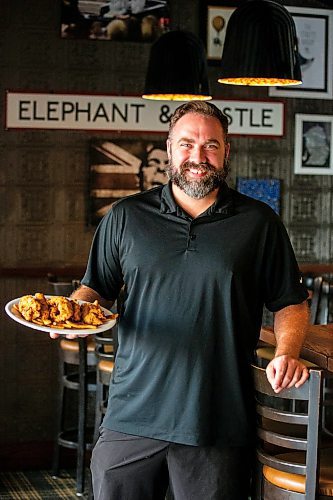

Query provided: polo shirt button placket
[187,229,197,250]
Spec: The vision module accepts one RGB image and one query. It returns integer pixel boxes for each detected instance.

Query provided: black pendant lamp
[218,0,302,86]
[142,30,212,101]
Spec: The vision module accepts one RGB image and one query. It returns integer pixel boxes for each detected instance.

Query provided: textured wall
[0,0,332,461]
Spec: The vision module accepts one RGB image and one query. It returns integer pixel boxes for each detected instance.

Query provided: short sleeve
[262,217,308,312]
[81,209,123,301]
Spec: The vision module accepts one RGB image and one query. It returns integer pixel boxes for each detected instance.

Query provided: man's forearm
[265,300,310,392]
[71,284,114,310]
[274,300,310,358]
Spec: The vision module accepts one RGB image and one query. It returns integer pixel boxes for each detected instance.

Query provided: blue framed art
[236,178,281,215]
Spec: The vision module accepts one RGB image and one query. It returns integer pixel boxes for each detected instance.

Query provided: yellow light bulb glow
[142,94,212,101]
[218,77,302,86]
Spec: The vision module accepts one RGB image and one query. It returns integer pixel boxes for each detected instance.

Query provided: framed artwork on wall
[61,0,170,41]
[294,114,333,175]
[269,7,333,99]
[236,178,281,214]
[89,138,168,224]
[205,6,236,63]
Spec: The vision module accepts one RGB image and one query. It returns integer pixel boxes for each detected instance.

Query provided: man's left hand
[266,355,309,393]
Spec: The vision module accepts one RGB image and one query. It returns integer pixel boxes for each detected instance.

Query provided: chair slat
[257,428,307,450]
[257,404,308,425]
[257,448,306,475]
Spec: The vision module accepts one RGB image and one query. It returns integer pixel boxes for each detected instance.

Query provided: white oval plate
[5,295,117,335]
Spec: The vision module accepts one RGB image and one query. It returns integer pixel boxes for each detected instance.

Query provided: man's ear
[225,142,231,161]
[166,139,172,160]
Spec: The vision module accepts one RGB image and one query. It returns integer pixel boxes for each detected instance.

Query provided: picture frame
[236,178,281,214]
[206,6,236,63]
[269,7,333,99]
[61,0,170,42]
[294,114,333,175]
[89,137,168,224]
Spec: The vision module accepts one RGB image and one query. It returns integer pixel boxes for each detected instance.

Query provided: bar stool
[253,364,333,499]
[52,338,96,471]
[48,276,96,496]
[47,273,81,297]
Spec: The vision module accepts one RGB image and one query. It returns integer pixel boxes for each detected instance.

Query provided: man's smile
[186,167,208,178]
[181,161,216,179]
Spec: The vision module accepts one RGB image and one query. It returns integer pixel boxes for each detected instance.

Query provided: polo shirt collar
[160,181,234,217]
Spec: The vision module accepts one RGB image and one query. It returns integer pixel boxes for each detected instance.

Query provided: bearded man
[52,101,309,500]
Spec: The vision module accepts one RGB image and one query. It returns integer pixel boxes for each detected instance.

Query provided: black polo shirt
[82,182,308,446]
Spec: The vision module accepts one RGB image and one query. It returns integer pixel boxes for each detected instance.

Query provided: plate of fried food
[5,293,118,335]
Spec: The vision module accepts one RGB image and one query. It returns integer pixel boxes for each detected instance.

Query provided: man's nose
[189,146,206,164]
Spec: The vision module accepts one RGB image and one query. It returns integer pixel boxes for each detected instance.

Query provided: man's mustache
[180,161,216,173]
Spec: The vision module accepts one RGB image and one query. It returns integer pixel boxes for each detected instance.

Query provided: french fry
[65,320,97,329]
[32,319,44,326]
[31,318,52,326]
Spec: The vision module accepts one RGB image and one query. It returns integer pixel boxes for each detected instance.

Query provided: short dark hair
[168,101,229,139]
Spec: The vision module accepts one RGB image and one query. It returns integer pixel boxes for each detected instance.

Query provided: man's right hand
[49,332,90,340]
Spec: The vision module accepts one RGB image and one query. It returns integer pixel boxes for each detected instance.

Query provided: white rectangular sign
[5,92,284,136]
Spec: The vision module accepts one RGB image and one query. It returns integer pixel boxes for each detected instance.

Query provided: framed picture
[269,7,333,99]
[206,6,236,63]
[294,114,333,175]
[89,138,168,224]
[61,0,170,41]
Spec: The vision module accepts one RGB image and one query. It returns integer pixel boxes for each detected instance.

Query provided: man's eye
[205,144,218,150]
[180,143,191,148]
[147,160,159,167]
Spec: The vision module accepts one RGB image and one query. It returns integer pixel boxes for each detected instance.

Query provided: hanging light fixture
[142,30,212,101]
[218,0,302,86]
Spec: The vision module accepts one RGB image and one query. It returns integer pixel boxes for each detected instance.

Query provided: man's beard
[165,159,230,199]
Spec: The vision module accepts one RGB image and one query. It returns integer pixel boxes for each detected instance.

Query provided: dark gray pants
[91,429,253,500]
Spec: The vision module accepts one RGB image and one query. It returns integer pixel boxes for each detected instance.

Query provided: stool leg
[76,338,87,496]
[87,471,94,500]
[52,390,64,477]
[52,359,66,477]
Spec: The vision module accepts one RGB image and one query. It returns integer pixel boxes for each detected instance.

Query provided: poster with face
[143,143,169,189]
[89,138,168,224]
